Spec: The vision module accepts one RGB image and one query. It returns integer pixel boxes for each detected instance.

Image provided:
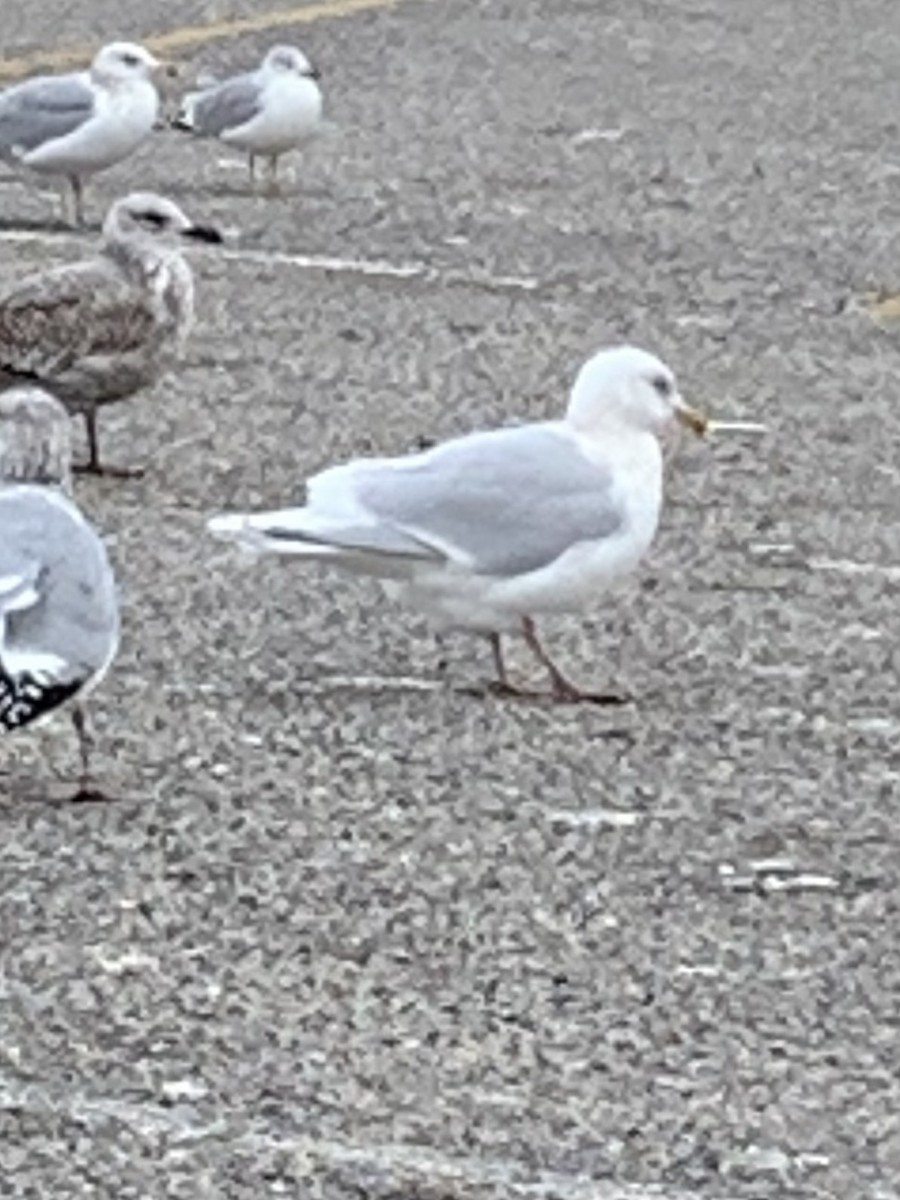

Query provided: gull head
[0,387,72,491]
[566,345,707,438]
[262,44,321,81]
[103,192,224,248]
[91,42,161,86]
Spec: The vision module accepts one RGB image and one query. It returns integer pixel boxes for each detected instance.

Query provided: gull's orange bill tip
[674,403,709,436]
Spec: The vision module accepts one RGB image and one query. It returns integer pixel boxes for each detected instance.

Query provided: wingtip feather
[207,512,248,540]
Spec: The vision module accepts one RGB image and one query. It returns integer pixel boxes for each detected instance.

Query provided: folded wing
[211,424,624,579]
[0,74,95,159]
[178,74,264,138]
[0,260,158,382]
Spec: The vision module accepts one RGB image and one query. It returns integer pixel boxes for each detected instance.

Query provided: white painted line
[292,673,446,693]
[748,857,796,875]
[0,228,79,245]
[748,543,797,556]
[484,272,540,291]
[160,1078,209,1103]
[571,127,626,145]
[241,1130,699,1199]
[848,716,900,734]
[545,807,642,829]
[0,1072,710,1198]
[809,557,900,582]
[0,228,542,292]
[222,248,542,292]
[751,663,809,679]
[91,950,160,975]
[762,874,840,893]
[221,246,431,281]
[672,313,732,331]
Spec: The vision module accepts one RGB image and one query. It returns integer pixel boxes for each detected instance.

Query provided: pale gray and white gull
[174,44,323,190]
[0,190,223,475]
[0,385,72,489]
[208,345,711,701]
[0,387,119,797]
[0,42,162,226]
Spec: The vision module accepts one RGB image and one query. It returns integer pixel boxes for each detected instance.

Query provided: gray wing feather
[188,74,263,136]
[262,519,442,561]
[350,425,624,577]
[0,488,118,672]
[0,73,95,156]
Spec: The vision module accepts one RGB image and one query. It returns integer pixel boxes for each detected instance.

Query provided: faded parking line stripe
[0,227,541,293]
[809,558,900,582]
[221,247,540,292]
[0,0,420,80]
[222,247,431,281]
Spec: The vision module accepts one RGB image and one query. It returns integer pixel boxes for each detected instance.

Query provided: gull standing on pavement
[0,387,119,797]
[0,191,223,475]
[208,346,712,701]
[175,45,323,191]
[0,42,163,226]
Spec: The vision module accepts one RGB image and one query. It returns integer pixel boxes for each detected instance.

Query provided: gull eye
[651,374,672,398]
[139,210,166,228]
[121,52,140,67]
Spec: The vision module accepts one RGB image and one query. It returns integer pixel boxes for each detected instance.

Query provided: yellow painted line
[0,0,412,81]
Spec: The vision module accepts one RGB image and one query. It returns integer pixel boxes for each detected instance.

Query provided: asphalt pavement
[2,0,900,1196]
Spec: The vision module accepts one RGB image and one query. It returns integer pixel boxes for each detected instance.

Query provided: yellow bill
[674,400,710,436]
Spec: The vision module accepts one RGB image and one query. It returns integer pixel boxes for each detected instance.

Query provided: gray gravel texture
[2,0,900,1197]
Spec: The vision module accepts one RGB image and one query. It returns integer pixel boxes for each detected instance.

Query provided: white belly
[223,77,322,154]
[25,82,158,175]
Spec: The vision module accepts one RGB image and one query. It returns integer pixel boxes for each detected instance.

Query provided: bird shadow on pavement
[0,771,133,806]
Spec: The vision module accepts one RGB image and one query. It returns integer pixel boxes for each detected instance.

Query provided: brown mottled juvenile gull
[0,191,223,476]
[0,42,163,227]
[0,387,119,798]
[174,45,323,190]
[209,346,710,702]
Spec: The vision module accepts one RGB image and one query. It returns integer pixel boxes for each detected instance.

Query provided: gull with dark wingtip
[0,387,119,798]
[175,44,324,191]
[0,191,224,475]
[0,42,164,226]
